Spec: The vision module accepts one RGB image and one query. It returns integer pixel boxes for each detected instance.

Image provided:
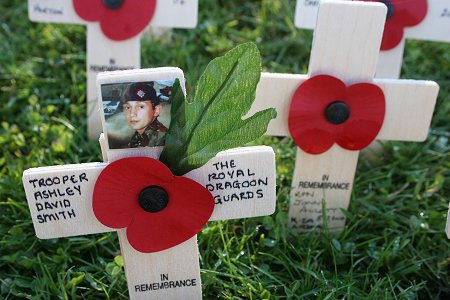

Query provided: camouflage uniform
[128,119,168,148]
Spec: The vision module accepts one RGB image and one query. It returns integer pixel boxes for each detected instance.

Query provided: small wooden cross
[248,0,439,231]
[22,68,277,299]
[294,0,450,78]
[28,0,199,139]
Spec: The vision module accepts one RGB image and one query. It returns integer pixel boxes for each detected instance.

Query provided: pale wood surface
[187,146,276,221]
[252,0,439,231]
[87,25,141,139]
[119,233,202,300]
[96,67,186,87]
[375,40,405,79]
[248,73,307,136]
[375,79,439,141]
[99,133,108,162]
[294,0,450,79]
[150,0,198,28]
[308,1,386,81]
[22,162,111,238]
[288,145,359,231]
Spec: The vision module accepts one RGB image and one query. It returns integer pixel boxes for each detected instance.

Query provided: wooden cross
[22,68,277,299]
[248,0,438,231]
[28,0,199,139]
[294,0,450,78]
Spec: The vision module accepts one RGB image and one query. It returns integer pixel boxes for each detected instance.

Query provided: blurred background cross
[294,0,450,78]
[28,0,199,139]
[249,0,439,231]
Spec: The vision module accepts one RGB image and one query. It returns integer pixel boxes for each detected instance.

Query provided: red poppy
[288,75,385,155]
[362,0,427,50]
[73,0,157,41]
[93,157,214,253]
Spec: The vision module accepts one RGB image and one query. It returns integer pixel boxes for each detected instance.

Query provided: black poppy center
[325,101,350,125]
[138,186,169,213]
[379,0,395,20]
[102,0,125,10]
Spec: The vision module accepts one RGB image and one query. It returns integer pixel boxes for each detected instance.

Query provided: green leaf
[160,43,277,175]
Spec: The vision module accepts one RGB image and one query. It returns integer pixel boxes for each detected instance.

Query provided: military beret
[123,82,159,106]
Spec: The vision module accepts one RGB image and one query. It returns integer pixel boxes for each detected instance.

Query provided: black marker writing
[303,0,319,7]
[29,172,89,224]
[34,5,63,16]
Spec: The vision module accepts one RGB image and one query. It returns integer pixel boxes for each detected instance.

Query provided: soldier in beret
[122,82,168,148]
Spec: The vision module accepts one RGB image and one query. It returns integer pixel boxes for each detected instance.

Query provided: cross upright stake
[22,68,277,299]
[28,0,199,139]
[248,0,439,231]
[294,0,450,78]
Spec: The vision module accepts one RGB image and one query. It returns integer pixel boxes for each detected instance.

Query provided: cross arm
[28,0,84,24]
[28,0,199,28]
[22,162,111,238]
[375,79,439,141]
[249,72,308,137]
[186,146,277,221]
[150,0,199,28]
[23,146,276,238]
[405,0,450,42]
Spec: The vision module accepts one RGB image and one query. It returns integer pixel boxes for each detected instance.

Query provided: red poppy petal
[380,19,405,50]
[100,0,157,41]
[294,129,336,154]
[337,83,385,150]
[126,177,214,253]
[338,119,383,150]
[289,75,346,154]
[392,0,427,27]
[93,157,173,229]
[73,0,106,22]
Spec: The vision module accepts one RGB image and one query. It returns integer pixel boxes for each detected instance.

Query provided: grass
[1,0,449,299]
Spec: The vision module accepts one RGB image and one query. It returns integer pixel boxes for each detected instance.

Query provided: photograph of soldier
[122,82,167,147]
[101,80,173,149]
